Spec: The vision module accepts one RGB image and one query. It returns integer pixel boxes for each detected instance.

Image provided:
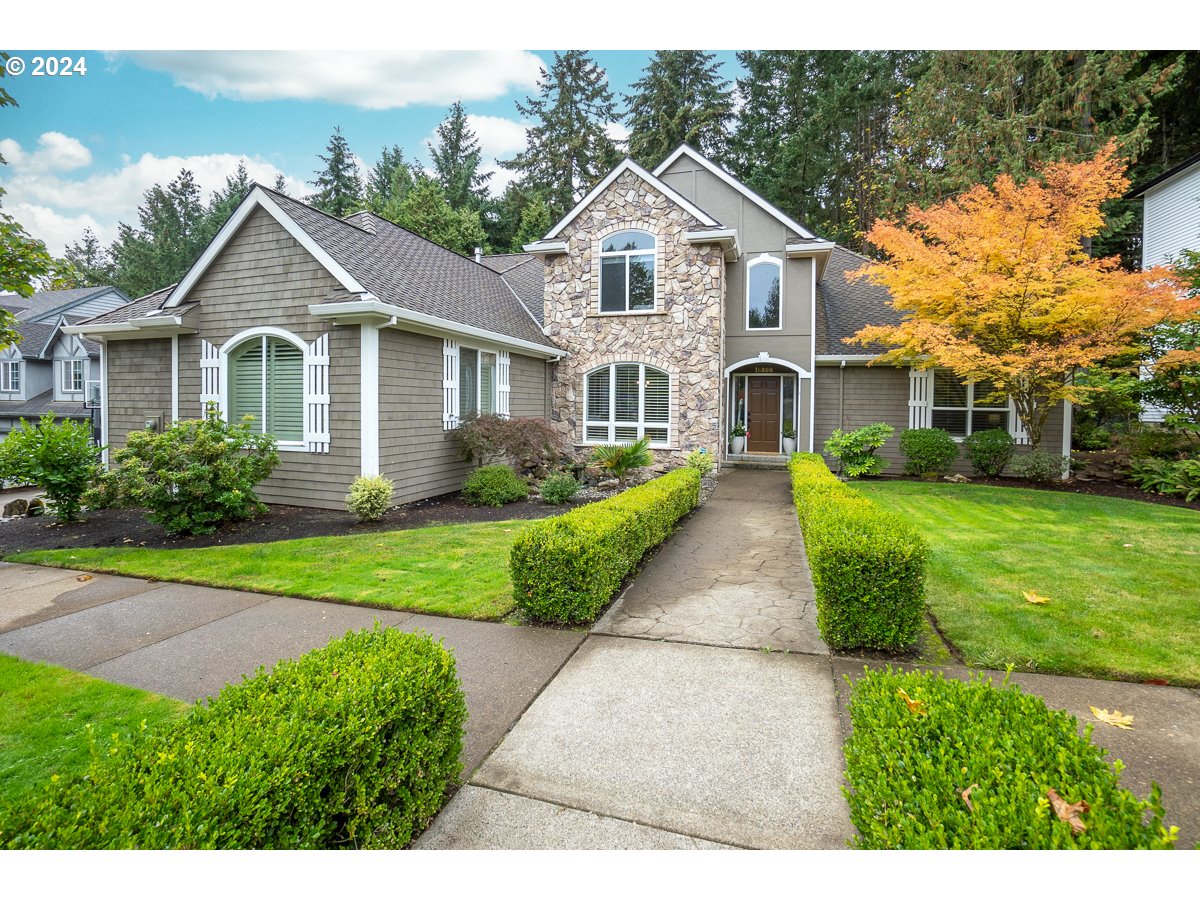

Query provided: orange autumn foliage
[846,141,1198,448]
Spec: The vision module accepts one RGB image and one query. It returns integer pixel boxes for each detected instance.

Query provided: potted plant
[782,421,797,454]
[730,421,747,454]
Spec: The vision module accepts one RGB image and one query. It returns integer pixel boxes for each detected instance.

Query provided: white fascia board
[308,300,567,361]
[785,242,835,281]
[542,158,719,241]
[684,228,740,261]
[164,186,366,309]
[815,354,882,364]
[654,145,817,241]
[523,240,568,257]
[62,317,196,340]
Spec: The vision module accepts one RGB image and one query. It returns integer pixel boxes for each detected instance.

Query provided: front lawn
[0,655,188,807]
[855,480,1200,685]
[9,520,528,621]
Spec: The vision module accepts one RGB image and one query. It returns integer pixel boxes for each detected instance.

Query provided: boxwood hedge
[790,453,927,650]
[510,467,701,624]
[1,626,466,849]
[844,668,1178,849]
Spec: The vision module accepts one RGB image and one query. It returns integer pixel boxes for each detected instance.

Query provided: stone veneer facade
[541,169,727,460]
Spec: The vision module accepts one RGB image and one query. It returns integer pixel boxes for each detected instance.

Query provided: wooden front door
[747,376,781,453]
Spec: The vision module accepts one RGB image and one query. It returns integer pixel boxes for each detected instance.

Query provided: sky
[0,50,742,255]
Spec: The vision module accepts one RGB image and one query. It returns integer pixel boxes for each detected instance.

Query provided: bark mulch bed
[892,474,1199,511]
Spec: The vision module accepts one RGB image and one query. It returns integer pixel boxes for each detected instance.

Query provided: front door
[747,376,781,453]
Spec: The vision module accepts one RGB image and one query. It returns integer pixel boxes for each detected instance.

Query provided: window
[0,361,19,393]
[228,335,304,442]
[599,230,655,313]
[61,359,84,393]
[584,363,670,445]
[747,255,782,330]
[458,348,498,419]
[930,369,1008,438]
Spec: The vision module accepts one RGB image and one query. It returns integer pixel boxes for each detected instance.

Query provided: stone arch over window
[582,360,674,447]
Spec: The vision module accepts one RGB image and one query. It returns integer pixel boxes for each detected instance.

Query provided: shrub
[899,427,958,477]
[823,423,893,478]
[789,454,926,649]
[962,428,1015,476]
[1011,449,1068,483]
[843,668,1178,849]
[461,464,529,507]
[685,448,715,476]
[346,474,394,522]
[1,626,467,849]
[538,472,580,505]
[0,414,103,523]
[81,468,124,511]
[589,436,654,481]
[1128,457,1200,502]
[511,468,700,624]
[110,409,279,535]
[454,414,563,467]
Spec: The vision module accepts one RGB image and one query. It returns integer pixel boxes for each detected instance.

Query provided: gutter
[62,315,195,340]
[684,228,740,262]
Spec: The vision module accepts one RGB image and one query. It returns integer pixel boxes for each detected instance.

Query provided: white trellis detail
[1008,400,1031,445]
[908,368,932,429]
[200,339,221,417]
[305,332,330,452]
[497,350,511,418]
[442,339,459,430]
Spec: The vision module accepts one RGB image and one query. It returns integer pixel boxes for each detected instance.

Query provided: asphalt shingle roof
[0,390,91,421]
[816,245,903,355]
[81,284,179,326]
[9,321,59,359]
[479,252,544,326]
[0,287,118,323]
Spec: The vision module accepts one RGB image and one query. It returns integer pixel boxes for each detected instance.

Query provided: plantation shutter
[229,340,264,428]
[267,339,304,442]
[585,367,611,442]
[497,350,511,418]
[305,333,330,452]
[908,367,933,429]
[1008,400,1031,445]
[442,339,459,430]
[643,367,670,444]
[200,339,221,417]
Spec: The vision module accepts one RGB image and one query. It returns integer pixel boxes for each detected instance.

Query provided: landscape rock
[3,498,29,518]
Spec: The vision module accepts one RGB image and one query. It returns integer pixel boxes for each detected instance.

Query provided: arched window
[228,334,304,443]
[584,362,671,446]
[599,230,656,313]
[747,254,782,330]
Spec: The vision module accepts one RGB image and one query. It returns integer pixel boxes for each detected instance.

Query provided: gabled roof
[5,317,100,359]
[1126,152,1200,199]
[160,185,554,351]
[816,245,903,356]
[540,157,721,241]
[82,284,179,326]
[479,252,544,327]
[0,286,129,323]
[653,144,818,241]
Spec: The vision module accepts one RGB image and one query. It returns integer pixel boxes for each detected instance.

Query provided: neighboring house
[1127,152,1200,423]
[69,145,1070,509]
[0,286,131,441]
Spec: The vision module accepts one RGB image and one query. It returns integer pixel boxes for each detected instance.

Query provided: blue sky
[0,50,742,254]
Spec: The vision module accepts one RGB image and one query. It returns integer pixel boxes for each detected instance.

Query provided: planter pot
[730,436,746,454]
[782,437,797,454]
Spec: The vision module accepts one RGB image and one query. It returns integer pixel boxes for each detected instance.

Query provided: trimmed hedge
[462,464,529,507]
[844,668,1178,849]
[1,626,466,849]
[511,467,701,624]
[790,453,927,650]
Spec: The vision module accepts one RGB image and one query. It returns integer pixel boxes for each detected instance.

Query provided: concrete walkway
[0,562,582,776]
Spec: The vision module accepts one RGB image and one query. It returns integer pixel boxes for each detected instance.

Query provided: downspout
[839,359,846,430]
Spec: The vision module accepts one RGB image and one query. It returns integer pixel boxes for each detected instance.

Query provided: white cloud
[120,51,544,111]
[0,135,306,255]
[606,121,631,148]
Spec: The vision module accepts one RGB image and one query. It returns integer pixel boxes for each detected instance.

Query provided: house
[1127,152,1200,423]
[67,145,1069,509]
[0,286,131,441]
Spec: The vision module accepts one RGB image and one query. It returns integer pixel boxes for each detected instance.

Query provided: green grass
[855,480,1200,685]
[9,521,529,621]
[0,655,188,807]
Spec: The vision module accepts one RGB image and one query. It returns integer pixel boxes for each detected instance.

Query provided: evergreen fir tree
[108,169,208,297]
[511,193,551,252]
[394,175,487,257]
[430,101,491,210]
[365,144,415,216]
[625,50,733,166]
[309,126,363,217]
[501,51,620,220]
[63,227,116,287]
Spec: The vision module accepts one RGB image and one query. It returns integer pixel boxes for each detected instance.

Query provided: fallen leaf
[122,538,133,543]
[1022,590,1050,605]
[1047,788,1089,834]
[961,783,979,813]
[75,574,92,582]
[1090,707,1134,729]
[1123,543,1133,548]
[896,687,927,716]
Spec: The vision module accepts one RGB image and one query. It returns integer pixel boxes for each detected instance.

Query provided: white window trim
[928,370,1010,441]
[0,360,19,393]
[219,326,310,452]
[745,253,784,332]
[452,343,509,424]
[598,230,658,316]
[582,362,673,448]
[60,358,85,393]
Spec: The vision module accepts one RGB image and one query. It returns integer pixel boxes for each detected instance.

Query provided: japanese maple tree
[847,141,1197,448]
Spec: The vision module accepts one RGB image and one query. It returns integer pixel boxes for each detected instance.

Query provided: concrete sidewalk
[0,562,582,776]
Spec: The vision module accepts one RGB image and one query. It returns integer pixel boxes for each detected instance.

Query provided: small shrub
[1,626,467,849]
[899,427,958,477]
[511,468,700,624]
[538,472,580,505]
[81,469,124,511]
[110,409,279,535]
[1128,457,1200,502]
[589,436,654,481]
[1011,450,1068,483]
[346,474,394,522]
[462,464,529,507]
[1073,420,1113,451]
[823,423,893,478]
[789,454,926,650]
[0,414,103,523]
[685,448,715,476]
[454,414,563,466]
[843,668,1178,849]
[962,428,1015,476]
